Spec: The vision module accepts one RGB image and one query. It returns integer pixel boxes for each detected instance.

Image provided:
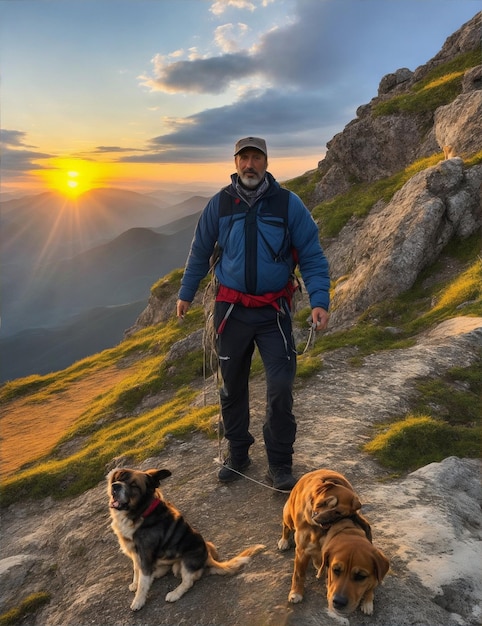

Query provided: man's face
[235,149,267,188]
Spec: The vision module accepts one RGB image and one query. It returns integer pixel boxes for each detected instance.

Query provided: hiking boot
[218,456,251,483]
[266,466,297,491]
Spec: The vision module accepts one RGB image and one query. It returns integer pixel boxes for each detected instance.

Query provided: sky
[0,0,479,197]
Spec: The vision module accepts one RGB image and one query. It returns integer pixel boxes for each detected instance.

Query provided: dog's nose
[112,482,122,494]
[332,593,348,610]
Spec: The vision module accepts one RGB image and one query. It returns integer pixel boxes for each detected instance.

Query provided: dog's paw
[130,597,145,611]
[128,583,137,592]
[277,538,290,551]
[360,598,374,615]
[288,591,303,603]
[165,590,181,603]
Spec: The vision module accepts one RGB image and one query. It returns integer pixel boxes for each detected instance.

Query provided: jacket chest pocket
[258,215,289,262]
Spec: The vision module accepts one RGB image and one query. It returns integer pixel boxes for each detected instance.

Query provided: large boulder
[327,158,482,327]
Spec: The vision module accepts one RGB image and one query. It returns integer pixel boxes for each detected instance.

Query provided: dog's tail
[206,543,265,576]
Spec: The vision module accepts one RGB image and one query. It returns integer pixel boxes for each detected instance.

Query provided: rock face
[318,113,424,189]
[377,67,413,95]
[434,89,482,156]
[314,12,482,203]
[327,158,482,327]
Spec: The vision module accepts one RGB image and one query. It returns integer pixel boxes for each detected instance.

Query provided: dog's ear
[354,512,373,542]
[106,467,124,482]
[313,483,330,498]
[372,547,390,582]
[351,494,362,511]
[145,468,172,486]
[317,550,329,579]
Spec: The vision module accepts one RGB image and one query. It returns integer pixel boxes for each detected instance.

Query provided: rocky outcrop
[434,89,482,157]
[412,11,482,81]
[377,67,413,95]
[125,291,177,335]
[317,113,424,195]
[327,158,482,327]
[313,12,481,203]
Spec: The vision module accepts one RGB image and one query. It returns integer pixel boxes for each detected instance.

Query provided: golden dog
[277,469,372,603]
[318,517,389,616]
[107,467,264,610]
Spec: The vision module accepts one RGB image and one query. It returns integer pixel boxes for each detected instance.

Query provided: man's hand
[311,307,329,331]
[176,299,191,320]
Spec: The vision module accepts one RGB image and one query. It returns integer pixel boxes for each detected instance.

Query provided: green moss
[151,268,183,298]
[296,354,323,379]
[364,415,481,472]
[412,360,482,427]
[373,74,463,117]
[0,592,51,626]
[283,169,323,205]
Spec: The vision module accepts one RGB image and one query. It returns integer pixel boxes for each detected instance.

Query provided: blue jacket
[178,173,330,311]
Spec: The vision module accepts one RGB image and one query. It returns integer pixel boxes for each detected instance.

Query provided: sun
[41,158,101,197]
[66,170,80,191]
[58,165,91,197]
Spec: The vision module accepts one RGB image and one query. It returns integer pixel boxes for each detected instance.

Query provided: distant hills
[1,187,207,265]
[0,301,147,381]
[0,187,208,381]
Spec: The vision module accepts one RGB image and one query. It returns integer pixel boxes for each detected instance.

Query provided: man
[177,137,330,491]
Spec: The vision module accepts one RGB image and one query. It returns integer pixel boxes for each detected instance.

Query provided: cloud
[142,0,356,95]
[120,86,348,164]
[92,145,147,154]
[214,23,250,53]
[2,129,35,148]
[128,0,384,164]
[140,51,258,94]
[1,129,52,171]
[210,0,256,16]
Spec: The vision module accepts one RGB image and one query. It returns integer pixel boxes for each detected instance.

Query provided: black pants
[214,301,297,467]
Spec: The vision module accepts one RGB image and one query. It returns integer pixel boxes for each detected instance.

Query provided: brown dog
[319,518,389,616]
[277,469,371,603]
[108,467,264,610]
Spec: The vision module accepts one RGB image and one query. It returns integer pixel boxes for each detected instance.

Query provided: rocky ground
[1,317,481,626]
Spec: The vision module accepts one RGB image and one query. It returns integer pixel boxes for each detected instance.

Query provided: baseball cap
[234,136,267,156]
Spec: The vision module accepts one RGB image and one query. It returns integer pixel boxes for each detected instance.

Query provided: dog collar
[142,498,161,518]
[312,513,351,530]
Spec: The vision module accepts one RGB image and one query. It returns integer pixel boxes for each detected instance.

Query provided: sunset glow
[38,158,111,197]
[31,154,324,198]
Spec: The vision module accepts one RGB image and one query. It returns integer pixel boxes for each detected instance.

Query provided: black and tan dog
[277,469,372,604]
[107,467,265,610]
[318,517,389,616]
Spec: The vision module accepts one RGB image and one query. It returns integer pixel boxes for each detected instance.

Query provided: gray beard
[235,175,269,206]
[239,174,263,188]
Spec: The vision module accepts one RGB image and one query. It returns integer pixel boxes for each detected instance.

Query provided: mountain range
[0,188,208,381]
